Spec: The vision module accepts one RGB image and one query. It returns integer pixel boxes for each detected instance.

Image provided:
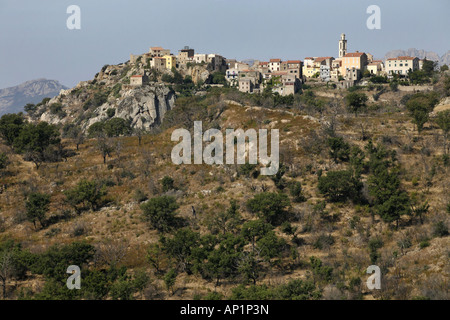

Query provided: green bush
[64,179,107,212]
[141,196,182,233]
[246,192,290,225]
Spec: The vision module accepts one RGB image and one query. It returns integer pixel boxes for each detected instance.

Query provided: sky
[0,0,449,89]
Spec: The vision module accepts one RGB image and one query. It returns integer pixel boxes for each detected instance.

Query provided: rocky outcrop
[86,85,175,130]
[39,84,176,132]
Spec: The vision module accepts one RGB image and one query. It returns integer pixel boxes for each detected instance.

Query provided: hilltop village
[128,34,430,95]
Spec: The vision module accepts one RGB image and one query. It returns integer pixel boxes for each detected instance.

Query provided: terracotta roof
[270,59,281,62]
[304,57,314,60]
[131,75,143,78]
[344,52,365,58]
[387,56,416,61]
[287,60,302,64]
[151,47,164,50]
[314,57,333,62]
[259,62,269,65]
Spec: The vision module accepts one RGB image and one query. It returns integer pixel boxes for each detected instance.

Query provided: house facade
[385,56,419,77]
[341,52,368,76]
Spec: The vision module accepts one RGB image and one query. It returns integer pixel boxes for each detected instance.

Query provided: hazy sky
[0,0,449,89]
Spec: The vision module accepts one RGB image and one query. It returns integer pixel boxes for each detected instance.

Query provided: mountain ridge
[0,79,68,115]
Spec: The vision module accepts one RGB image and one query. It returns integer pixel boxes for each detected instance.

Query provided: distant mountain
[0,79,68,115]
[384,48,450,66]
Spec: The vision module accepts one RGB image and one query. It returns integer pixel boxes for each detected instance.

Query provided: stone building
[130,74,149,86]
[150,57,166,71]
[178,47,195,66]
[150,47,171,57]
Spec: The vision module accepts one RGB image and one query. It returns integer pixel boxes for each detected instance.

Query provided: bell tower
[339,33,347,58]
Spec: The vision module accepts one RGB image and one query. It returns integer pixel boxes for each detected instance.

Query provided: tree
[405,93,439,134]
[211,72,227,85]
[25,192,51,229]
[0,113,26,146]
[256,231,287,261]
[104,118,131,137]
[422,59,437,77]
[0,152,9,171]
[64,179,106,213]
[310,256,333,283]
[318,170,361,202]
[0,252,14,299]
[161,176,174,192]
[346,92,368,117]
[246,192,290,225]
[327,137,350,162]
[410,195,429,225]
[141,196,181,233]
[368,164,410,228]
[160,229,201,274]
[236,251,263,285]
[13,122,60,155]
[212,200,241,234]
[88,122,105,138]
[96,136,114,164]
[202,233,245,286]
[435,110,450,154]
[240,220,273,251]
[164,269,177,295]
[12,121,61,168]
[63,124,85,150]
[288,181,306,203]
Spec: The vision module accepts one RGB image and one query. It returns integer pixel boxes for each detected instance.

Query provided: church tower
[339,33,347,58]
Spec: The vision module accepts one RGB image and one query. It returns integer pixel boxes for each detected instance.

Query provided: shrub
[64,179,107,212]
[247,192,290,225]
[141,196,182,233]
[26,192,51,229]
[433,221,448,237]
[106,108,116,118]
[318,170,361,202]
[161,176,174,192]
[288,181,306,202]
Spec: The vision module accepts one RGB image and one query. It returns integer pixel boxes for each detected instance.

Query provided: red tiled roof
[344,52,365,58]
[131,75,143,78]
[314,57,333,62]
[151,47,164,50]
[287,60,301,64]
[304,57,314,60]
[270,59,281,62]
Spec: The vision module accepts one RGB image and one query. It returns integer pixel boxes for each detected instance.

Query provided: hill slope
[0,79,67,115]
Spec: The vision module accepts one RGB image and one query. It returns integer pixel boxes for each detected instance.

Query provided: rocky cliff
[32,63,177,132]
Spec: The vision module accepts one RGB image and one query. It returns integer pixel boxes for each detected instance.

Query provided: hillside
[0,79,67,116]
[0,67,449,301]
